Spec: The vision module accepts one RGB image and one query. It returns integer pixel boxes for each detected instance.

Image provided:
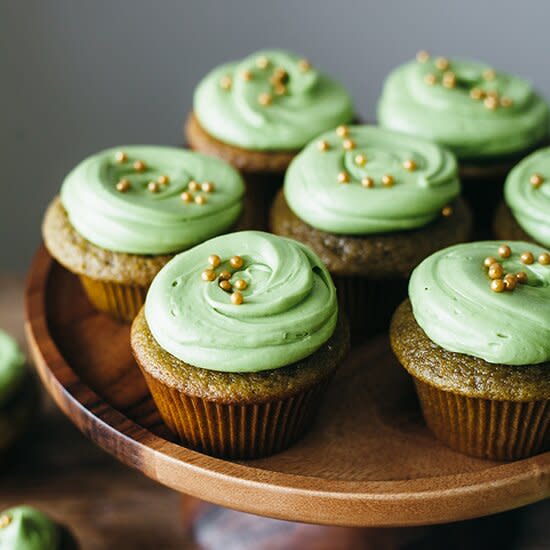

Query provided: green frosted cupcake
[391,241,550,460]
[270,124,472,341]
[131,231,349,458]
[43,146,245,321]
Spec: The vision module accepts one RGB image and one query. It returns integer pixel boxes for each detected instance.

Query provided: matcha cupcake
[185,49,354,229]
[495,146,550,247]
[43,146,245,321]
[0,330,36,459]
[270,125,472,341]
[378,52,549,232]
[391,241,550,460]
[0,506,79,549]
[131,231,349,459]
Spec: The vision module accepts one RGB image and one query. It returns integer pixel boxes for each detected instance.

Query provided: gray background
[2,0,549,272]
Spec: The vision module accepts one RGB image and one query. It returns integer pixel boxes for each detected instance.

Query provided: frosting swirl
[378,55,549,160]
[505,147,550,247]
[145,231,338,372]
[0,330,26,407]
[409,241,550,365]
[0,507,60,550]
[61,146,244,255]
[284,125,460,234]
[193,49,354,151]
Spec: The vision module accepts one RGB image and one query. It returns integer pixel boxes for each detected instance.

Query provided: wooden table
[1,275,549,549]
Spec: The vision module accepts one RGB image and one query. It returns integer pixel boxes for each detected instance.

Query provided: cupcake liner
[414,377,550,460]
[332,275,408,343]
[139,367,330,459]
[79,275,147,322]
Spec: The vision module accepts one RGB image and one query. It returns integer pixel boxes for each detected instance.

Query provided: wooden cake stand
[25,247,550,548]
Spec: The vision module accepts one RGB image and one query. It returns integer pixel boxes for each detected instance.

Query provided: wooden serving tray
[25,246,550,527]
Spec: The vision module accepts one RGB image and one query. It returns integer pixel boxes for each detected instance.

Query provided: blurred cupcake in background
[42,146,244,322]
[185,49,354,229]
[495,146,550,247]
[270,125,472,342]
[378,52,549,232]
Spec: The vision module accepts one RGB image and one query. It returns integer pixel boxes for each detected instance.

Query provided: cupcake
[131,231,349,459]
[378,52,549,232]
[43,146,244,322]
[270,125,472,341]
[495,146,550,247]
[391,241,550,460]
[185,49,354,229]
[0,330,36,458]
[0,506,79,549]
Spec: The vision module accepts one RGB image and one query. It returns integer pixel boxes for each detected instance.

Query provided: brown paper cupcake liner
[414,377,550,460]
[139,368,330,459]
[79,275,147,322]
[332,275,408,344]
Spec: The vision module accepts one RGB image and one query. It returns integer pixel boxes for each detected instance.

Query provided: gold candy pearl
[188,180,201,192]
[219,270,231,281]
[382,174,394,187]
[355,154,367,166]
[230,255,244,269]
[219,75,232,90]
[361,176,374,188]
[470,87,485,100]
[337,171,350,184]
[317,139,330,152]
[241,70,253,81]
[504,273,517,291]
[343,138,355,151]
[234,279,248,291]
[538,252,550,265]
[231,291,244,305]
[256,56,269,69]
[500,96,513,108]
[486,90,499,99]
[0,515,11,529]
[298,58,311,72]
[484,256,497,268]
[488,262,504,280]
[201,269,216,282]
[195,195,207,205]
[424,73,437,85]
[530,173,544,188]
[116,179,131,193]
[181,191,193,203]
[521,251,534,265]
[491,279,505,293]
[274,84,287,96]
[435,57,450,70]
[133,160,146,172]
[441,205,453,217]
[219,280,233,292]
[157,175,170,185]
[416,50,430,63]
[336,125,348,137]
[484,96,498,110]
[483,68,496,81]
[208,254,221,268]
[442,71,456,88]
[148,181,160,193]
[115,151,127,163]
[258,92,273,106]
[498,244,512,258]
[272,67,289,83]
[403,159,417,171]
[202,181,215,193]
[516,271,528,284]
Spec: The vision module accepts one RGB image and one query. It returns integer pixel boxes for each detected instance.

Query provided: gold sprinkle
[230,256,244,269]
[470,87,486,100]
[115,151,127,163]
[274,84,287,96]
[188,180,201,192]
[157,175,170,185]
[116,179,131,193]
[516,271,528,284]
[500,96,513,108]
[343,138,355,151]
[442,71,456,88]
[504,273,517,291]
[484,96,498,110]
[336,125,349,137]
[0,515,12,529]
[202,269,216,282]
[133,160,146,172]
[219,75,232,90]
[416,50,430,63]
[498,244,511,258]
[241,70,253,81]
[491,279,505,293]
[208,255,221,268]
[488,262,504,280]
[231,291,244,305]
[181,191,193,203]
[298,59,311,72]
[258,92,272,106]
[317,140,330,152]
[256,56,269,69]
[148,181,160,193]
[219,280,233,292]
[441,205,453,217]
[234,279,248,291]
[202,181,215,193]
[361,176,374,188]
[539,252,550,265]
[424,73,437,85]
[337,171,350,184]
[271,67,289,83]
[521,251,534,265]
[484,256,497,268]
[219,270,231,281]
[195,195,207,205]
[382,174,394,187]
[403,159,417,171]
[530,173,544,188]
[483,68,496,81]
[355,154,367,166]
[435,57,450,70]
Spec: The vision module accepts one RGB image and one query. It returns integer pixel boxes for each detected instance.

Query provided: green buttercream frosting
[378,56,549,160]
[505,147,550,247]
[145,231,338,372]
[284,125,460,234]
[410,241,550,365]
[0,330,26,407]
[193,49,354,151]
[0,506,60,550]
[61,146,244,255]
